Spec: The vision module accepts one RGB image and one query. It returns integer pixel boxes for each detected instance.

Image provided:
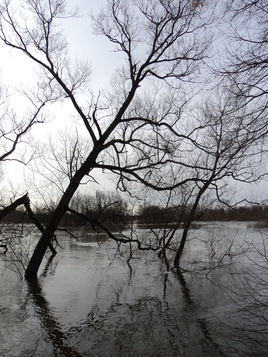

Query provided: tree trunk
[174,181,211,268]
[24,149,102,279]
[24,187,78,279]
[174,226,190,268]
[25,85,140,279]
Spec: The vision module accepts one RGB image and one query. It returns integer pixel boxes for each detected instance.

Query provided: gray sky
[0,0,267,205]
[0,1,122,200]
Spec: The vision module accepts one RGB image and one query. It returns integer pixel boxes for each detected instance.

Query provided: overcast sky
[0,1,123,199]
[0,0,267,205]
[0,1,117,93]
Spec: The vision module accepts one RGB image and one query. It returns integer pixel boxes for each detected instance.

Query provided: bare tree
[0,0,214,278]
[1,0,267,277]
[173,86,268,267]
[137,85,268,269]
[221,0,268,120]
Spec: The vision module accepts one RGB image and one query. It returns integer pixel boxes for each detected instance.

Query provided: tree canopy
[0,0,267,276]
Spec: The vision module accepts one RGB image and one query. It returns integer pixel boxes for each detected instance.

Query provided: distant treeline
[0,191,130,226]
[137,204,268,224]
[0,207,131,226]
[200,205,268,222]
[1,202,268,225]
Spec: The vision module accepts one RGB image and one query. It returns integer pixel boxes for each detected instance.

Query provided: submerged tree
[0,0,214,278]
[0,0,267,278]
[136,82,268,269]
[144,0,268,268]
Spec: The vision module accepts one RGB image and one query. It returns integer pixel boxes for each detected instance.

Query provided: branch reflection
[27,257,81,357]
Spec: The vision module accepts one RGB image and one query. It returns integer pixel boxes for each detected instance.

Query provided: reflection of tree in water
[207,265,268,356]
[27,258,82,357]
[175,269,227,357]
[27,251,268,357]
[61,270,226,356]
[41,254,58,278]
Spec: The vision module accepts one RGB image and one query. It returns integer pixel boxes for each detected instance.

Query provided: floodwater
[1,222,268,357]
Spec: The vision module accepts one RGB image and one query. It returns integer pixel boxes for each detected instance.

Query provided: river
[0,222,267,356]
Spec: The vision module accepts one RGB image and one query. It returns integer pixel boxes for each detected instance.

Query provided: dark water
[0,222,268,356]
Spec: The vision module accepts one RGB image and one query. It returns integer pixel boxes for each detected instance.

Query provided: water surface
[0,222,267,356]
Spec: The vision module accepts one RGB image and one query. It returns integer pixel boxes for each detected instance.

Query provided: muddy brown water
[0,222,268,356]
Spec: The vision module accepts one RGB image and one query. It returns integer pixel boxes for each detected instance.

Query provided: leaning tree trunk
[24,178,83,279]
[24,85,144,279]
[174,225,190,268]
[25,158,94,279]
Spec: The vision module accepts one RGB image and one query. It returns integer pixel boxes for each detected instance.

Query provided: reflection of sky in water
[0,222,268,356]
